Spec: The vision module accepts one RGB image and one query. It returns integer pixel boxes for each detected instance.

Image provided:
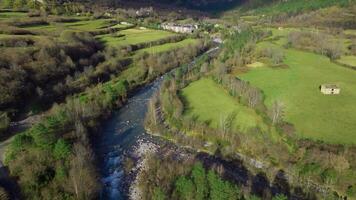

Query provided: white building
[161,23,198,34]
[320,84,340,95]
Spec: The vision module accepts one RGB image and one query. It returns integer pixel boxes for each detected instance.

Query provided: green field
[337,55,356,67]
[0,11,27,19]
[97,28,176,47]
[24,18,116,33]
[344,29,356,36]
[181,78,268,133]
[136,38,199,55]
[240,41,356,144]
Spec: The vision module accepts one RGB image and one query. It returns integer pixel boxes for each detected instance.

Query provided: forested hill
[113,0,246,11]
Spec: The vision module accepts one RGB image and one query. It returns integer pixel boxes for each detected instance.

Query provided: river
[94,47,219,200]
[94,78,163,200]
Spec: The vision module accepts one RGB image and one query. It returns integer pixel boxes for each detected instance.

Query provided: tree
[174,176,194,200]
[326,42,342,60]
[13,0,26,9]
[271,100,284,124]
[2,0,14,8]
[272,194,288,200]
[247,87,261,108]
[152,187,166,200]
[69,143,99,200]
[0,112,10,135]
[207,170,239,200]
[53,139,71,160]
[191,163,208,200]
[146,93,159,126]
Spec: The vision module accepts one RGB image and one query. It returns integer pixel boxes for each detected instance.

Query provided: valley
[0,0,355,200]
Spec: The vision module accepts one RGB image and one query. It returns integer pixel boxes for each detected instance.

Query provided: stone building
[320,84,340,95]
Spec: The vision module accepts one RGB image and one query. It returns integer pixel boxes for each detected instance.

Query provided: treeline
[286,31,343,60]
[137,40,209,80]
[4,41,209,199]
[1,0,87,15]
[137,151,290,200]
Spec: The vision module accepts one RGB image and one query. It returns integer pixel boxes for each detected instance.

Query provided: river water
[94,47,219,200]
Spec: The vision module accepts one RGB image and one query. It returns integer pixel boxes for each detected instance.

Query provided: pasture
[97,28,176,47]
[136,38,199,55]
[337,55,356,67]
[23,18,117,33]
[240,41,356,144]
[181,78,268,133]
[0,11,27,20]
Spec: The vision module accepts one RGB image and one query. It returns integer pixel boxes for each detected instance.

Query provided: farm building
[320,84,340,95]
[161,23,198,34]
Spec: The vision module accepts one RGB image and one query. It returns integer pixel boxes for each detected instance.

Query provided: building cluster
[161,23,198,34]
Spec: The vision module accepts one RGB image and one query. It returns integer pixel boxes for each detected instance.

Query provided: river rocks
[128,138,159,200]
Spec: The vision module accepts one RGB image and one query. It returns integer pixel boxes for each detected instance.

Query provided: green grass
[181,78,268,133]
[0,11,27,20]
[240,41,356,144]
[136,38,199,55]
[344,29,356,36]
[97,28,176,47]
[337,55,356,67]
[24,18,115,33]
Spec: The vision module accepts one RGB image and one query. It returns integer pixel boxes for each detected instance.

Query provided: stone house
[320,84,340,95]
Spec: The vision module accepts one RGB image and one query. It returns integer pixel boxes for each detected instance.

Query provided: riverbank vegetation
[135,144,301,200]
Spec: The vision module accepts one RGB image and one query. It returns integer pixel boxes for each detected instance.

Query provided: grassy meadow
[0,11,27,19]
[181,78,269,133]
[136,38,199,55]
[337,55,356,67]
[240,40,356,144]
[97,28,176,47]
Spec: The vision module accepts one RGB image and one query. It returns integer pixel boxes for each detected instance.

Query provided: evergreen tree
[191,162,208,200]
[152,187,166,200]
[174,176,194,200]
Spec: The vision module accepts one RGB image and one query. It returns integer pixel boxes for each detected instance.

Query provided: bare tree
[247,87,262,108]
[146,92,160,126]
[271,100,285,124]
[69,143,100,200]
[219,111,236,138]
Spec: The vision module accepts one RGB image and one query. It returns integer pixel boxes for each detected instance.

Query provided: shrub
[0,112,10,135]
[0,187,9,200]
[53,139,71,160]
[347,185,356,198]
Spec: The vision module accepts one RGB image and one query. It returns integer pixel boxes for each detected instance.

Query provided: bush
[0,187,9,200]
[0,112,10,135]
[53,139,71,160]
[347,185,356,198]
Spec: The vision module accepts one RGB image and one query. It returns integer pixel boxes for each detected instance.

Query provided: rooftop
[321,84,339,89]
